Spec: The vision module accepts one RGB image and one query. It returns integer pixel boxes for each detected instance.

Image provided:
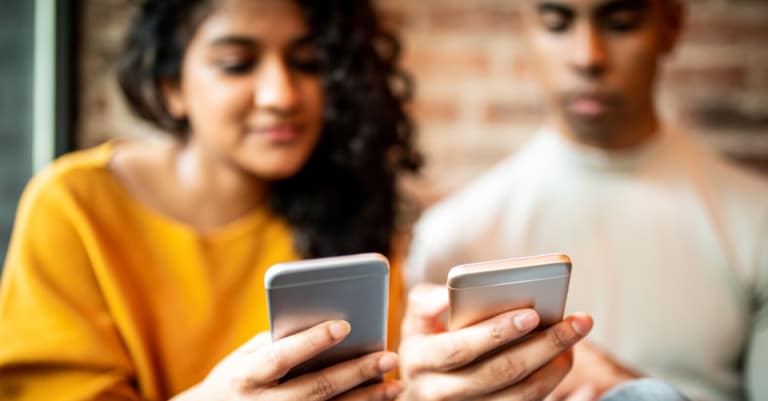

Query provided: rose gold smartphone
[448,254,571,330]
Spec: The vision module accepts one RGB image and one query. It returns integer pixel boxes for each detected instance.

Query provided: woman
[0,0,420,400]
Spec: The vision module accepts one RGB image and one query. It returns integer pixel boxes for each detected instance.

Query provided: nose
[569,23,608,79]
[254,56,299,113]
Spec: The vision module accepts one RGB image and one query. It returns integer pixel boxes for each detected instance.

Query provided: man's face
[521,0,681,146]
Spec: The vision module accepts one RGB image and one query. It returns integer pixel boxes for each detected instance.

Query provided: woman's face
[165,0,324,180]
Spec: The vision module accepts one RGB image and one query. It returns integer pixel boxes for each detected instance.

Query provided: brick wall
[77,0,768,208]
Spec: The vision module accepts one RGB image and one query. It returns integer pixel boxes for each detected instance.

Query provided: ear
[161,79,186,118]
[660,0,685,55]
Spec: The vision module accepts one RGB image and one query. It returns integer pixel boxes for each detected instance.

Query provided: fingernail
[329,321,351,340]
[384,383,403,399]
[513,310,538,332]
[570,315,592,336]
[378,353,398,372]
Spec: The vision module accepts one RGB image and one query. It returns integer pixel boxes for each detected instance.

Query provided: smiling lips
[250,124,302,142]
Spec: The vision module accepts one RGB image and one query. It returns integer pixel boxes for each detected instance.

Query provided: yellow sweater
[0,143,404,400]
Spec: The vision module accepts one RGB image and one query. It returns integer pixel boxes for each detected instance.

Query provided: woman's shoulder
[24,142,116,204]
[9,142,125,239]
[22,139,174,214]
[28,139,175,203]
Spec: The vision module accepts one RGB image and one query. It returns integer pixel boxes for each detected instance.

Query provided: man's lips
[567,95,610,117]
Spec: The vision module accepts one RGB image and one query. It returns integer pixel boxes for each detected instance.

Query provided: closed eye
[209,36,258,76]
[215,57,256,75]
[537,3,575,33]
[596,0,648,33]
[288,37,323,75]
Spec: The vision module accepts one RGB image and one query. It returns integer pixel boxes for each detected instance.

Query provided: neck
[174,140,268,228]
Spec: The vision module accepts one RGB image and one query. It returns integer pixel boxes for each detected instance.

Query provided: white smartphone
[447,254,571,330]
[265,253,389,380]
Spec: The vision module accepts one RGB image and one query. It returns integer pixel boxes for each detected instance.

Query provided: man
[405,1,768,400]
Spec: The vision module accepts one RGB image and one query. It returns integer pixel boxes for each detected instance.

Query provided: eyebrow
[209,34,315,50]
[535,0,648,16]
[536,1,575,16]
[596,0,649,16]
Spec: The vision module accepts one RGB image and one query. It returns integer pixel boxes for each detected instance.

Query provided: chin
[239,148,313,181]
[564,113,620,143]
[571,121,613,142]
[247,161,306,181]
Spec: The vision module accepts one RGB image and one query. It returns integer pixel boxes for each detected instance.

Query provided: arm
[0,174,140,400]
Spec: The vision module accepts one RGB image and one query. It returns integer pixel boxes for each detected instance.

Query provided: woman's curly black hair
[117,0,422,258]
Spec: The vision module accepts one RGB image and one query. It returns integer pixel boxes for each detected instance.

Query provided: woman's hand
[399,284,593,401]
[173,320,401,401]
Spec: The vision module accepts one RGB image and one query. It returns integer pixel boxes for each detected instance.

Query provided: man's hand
[399,284,593,401]
[546,341,641,401]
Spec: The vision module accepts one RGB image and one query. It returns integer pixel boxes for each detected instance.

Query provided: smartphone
[447,254,571,330]
[265,253,389,380]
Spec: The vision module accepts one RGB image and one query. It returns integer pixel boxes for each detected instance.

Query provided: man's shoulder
[697,145,768,211]
[715,157,768,196]
[680,135,768,262]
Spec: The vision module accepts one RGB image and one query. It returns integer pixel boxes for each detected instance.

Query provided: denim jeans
[600,379,691,401]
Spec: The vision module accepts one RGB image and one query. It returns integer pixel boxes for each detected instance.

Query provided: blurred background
[1,0,767,263]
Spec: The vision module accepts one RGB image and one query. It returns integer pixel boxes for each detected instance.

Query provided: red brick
[403,48,491,76]
[502,56,535,80]
[409,100,460,122]
[426,7,522,34]
[484,101,545,124]
[727,155,768,177]
[687,102,768,132]
[684,17,768,45]
[756,68,768,89]
[664,66,747,88]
